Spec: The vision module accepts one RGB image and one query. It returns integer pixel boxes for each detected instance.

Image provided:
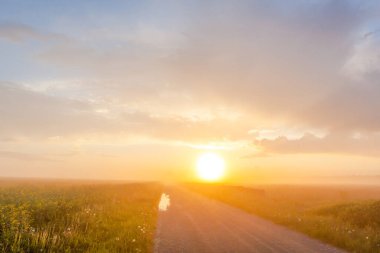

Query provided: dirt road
[154,186,346,253]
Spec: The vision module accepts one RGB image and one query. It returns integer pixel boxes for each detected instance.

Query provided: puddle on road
[158,193,170,211]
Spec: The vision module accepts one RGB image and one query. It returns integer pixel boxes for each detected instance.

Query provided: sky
[1,0,380,183]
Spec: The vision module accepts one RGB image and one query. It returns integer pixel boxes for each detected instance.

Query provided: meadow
[0,180,162,253]
[186,183,380,253]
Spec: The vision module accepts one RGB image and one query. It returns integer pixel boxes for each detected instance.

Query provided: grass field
[186,183,380,253]
[0,180,162,253]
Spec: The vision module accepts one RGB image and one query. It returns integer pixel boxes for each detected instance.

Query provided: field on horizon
[186,183,380,253]
[0,181,161,253]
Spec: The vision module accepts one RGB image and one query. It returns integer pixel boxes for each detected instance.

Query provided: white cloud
[255,132,380,157]
[248,128,328,141]
[343,30,380,80]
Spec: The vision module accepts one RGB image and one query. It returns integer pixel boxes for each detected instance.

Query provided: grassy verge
[0,181,162,252]
[185,183,380,253]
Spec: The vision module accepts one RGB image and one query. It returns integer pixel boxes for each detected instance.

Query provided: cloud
[343,29,380,80]
[249,128,327,141]
[0,82,101,138]
[2,0,380,157]
[255,132,380,157]
[299,83,380,132]
[0,150,56,161]
[33,0,371,131]
[0,22,64,42]
[0,82,250,142]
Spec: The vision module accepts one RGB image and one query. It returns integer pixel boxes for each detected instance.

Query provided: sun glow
[196,153,225,181]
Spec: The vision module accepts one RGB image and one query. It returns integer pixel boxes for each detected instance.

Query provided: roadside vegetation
[0,180,162,253]
[186,183,380,253]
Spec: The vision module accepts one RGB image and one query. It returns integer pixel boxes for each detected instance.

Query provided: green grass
[186,183,380,253]
[0,181,162,253]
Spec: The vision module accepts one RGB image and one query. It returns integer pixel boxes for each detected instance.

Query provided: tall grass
[0,182,162,252]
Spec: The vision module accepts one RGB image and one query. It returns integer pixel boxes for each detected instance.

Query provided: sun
[196,152,225,182]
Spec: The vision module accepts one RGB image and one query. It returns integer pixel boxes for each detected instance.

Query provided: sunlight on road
[158,193,171,211]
